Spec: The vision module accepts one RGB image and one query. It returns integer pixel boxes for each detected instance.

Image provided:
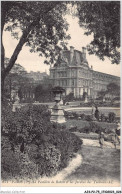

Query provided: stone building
[49,46,120,99]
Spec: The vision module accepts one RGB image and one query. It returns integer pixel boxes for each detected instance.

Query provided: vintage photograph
[1,1,120,188]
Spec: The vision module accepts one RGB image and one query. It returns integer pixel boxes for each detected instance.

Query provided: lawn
[66,107,120,117]
[73,132,99,140]
[65,119,117,131]
[66,145,120,183]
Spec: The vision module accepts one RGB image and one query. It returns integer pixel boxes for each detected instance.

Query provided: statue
[12,91,21,112]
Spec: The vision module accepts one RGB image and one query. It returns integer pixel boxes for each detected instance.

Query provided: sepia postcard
[1,0,121,192]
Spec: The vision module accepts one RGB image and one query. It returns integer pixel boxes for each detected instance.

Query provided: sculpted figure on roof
[58,50,68,64]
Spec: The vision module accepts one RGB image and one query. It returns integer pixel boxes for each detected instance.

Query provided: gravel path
[54,154,82,180]
[82,138,120,149]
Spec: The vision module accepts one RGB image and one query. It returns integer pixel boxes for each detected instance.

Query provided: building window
[71,70,76,77]
[64,72,66,77]
[64,80,67,86]
[72,80,75,86]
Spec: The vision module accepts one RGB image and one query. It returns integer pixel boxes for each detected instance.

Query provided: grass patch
[66,145,120,182]
[65,120,89,129]
[73,132,99,140]
[67,108,120,117]
[66,119,117,131]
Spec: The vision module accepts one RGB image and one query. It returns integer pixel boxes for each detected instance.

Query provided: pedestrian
[99,132,104,149]
[91,104,95,115]
[116,122,120,135]
[116,122,120,145]
[95,106,99,121]
[111,133,118,149]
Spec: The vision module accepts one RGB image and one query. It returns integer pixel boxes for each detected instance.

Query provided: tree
[97,90,107,101]
[35,84,52,102]
[77,1,120,64]
[64,92,74,104]
[106,82,120,97]
[2,1,120,99]
[1,2,70,98]
[4,58,33,100]
[82,92,87,101]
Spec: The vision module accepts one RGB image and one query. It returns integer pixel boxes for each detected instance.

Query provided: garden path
[51,138,120,181]
[36,137,120,183]
[82,138,120,149]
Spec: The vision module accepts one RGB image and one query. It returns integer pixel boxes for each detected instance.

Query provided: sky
[3,15,120,77]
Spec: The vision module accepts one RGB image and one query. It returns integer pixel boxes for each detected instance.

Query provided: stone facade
[50,46,120,99]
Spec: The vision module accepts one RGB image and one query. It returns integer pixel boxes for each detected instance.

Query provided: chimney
[70,46,74,63]
[91,65,93,70]
[82,47,86,60]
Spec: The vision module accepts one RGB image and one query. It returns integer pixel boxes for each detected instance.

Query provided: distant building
[50,46,120,99]
[19,85,35,102]
[26,71,48,83]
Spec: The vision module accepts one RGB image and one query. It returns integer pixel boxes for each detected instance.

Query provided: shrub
[80,113,86,120]
[85,115,92,121]
[64,111,73,119]
[69,126,78,132]
[56,131,83,169]
[1,136,21,180]
[15,146,37,179]
[27,143,61,177]
[79,122,105,134]
[72,112,79,119]
[79,126,91,134]
[89,122,105,133]
[64,92,74,103]
[1,104,83,180]
[100,114,105,122]
[108,112,116,123]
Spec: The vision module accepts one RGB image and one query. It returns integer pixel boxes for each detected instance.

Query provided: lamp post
[50,86,66,123]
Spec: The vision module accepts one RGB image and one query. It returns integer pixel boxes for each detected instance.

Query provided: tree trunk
[4,30,30,77]
[1,74,5,102]
[1,2,60,99]
[1,3,7,101]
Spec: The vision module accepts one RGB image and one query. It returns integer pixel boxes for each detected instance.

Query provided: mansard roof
[93,70,120,79]
[64,49,88,66]
[54,47,88,67]
[62,50,70,63]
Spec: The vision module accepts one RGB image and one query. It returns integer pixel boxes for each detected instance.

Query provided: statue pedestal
[59,99,63,105]
[84,96,88,103]
[12,101,21,112]
[50,103,66,123]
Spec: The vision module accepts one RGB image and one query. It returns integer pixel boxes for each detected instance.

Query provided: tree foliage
[4,58,34,100]
[1,1,120,99]
[97,82,120,100]
[1,1,70,96]
[77,1,120,64]
[97,90,107,99]
[106,82,120,96]
[82,92,87,100]
[64,92,74,103]
[35,83,53,102]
